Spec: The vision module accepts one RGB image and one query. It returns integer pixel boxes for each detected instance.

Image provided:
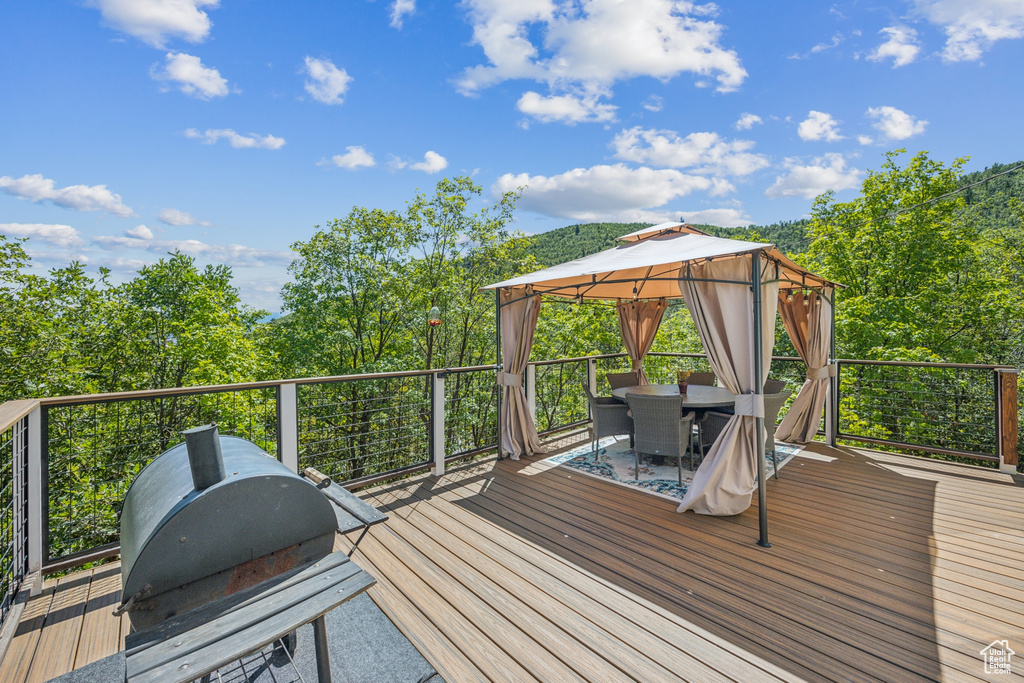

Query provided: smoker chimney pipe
[181,423,226,491]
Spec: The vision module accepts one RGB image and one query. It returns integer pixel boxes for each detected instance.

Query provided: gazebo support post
[495,289,503,460]
[752,251,770,548]
[827,292,838,447]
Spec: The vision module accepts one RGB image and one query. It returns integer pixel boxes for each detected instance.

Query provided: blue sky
[3,0,1024,311]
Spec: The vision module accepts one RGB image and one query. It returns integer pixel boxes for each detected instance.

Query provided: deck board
[368,486,687,682]
[0,583,55,683]
[24,570,93,683]
[434,457,927,682]
[4,441,1024,682]
[74,564,124,668]
[481,455,998,681]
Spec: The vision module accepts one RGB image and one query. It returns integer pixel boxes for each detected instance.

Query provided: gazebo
[485,223,842,546]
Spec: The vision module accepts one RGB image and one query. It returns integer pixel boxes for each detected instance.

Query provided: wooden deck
[4,441,1024,682]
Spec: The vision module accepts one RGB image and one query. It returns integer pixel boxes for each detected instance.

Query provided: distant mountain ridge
[527,160,1024,267]
[527,220,811,267]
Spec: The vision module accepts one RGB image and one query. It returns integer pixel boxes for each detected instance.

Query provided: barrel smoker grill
[117,424,384,683]
[118,425,342,631]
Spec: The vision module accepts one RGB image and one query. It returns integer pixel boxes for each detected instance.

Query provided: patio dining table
[611,383,735,410]
[612,384,735,459]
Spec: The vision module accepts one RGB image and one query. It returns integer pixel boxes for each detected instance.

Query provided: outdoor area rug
[542,436,803,503]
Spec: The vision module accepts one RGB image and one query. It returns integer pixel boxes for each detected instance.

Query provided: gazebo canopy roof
[486,223,838,300]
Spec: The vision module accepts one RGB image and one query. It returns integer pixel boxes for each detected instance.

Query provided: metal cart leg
[313,615,332,683]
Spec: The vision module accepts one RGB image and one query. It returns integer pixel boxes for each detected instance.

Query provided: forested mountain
[958,161,1024,233]
[529,218,816,265]
[529,159,1023,265]
[528,222,646,266]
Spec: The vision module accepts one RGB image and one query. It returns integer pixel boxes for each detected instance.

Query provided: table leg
[313,614,332,683]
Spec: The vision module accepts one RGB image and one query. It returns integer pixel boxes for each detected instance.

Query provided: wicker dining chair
[687,372,716,386]
[702,389,793,478]
[623,393,696,484]
[606,371,640,390]
[685,373,716,456]
[763,379,786,394]
[581,382,633,454]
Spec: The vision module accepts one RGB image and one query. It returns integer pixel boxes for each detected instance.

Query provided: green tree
[278,177,536,477]
[280,177,535,376]
[0,237,108,401]
[280,206,419,376]
[406,176,534,371]
[805,150,1021,363]
[97,253,271,392]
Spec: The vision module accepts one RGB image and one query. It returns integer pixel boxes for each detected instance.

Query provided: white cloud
[735,113,762,130]
[125,224,155,239]
[158,208,210,226]
[393,151,448,174]
[916,0,1024,61]
[412,151,448,174]
[0,173,136,217]
[106,257,152,271]
[642,95,663,112]
[811,33,843,53]
[765,154,862,199]
[0,223,83,248]
[492,164,721,220]
[302,57,352,105]
[516,91,617,124]
[867,26,921,67]
[328,146,377,170]
[89,0,218,48]
[857,134,875,145]
[151,52,229,99]
[457,0,746,119]
[185,128,286,149]
[93,229,294,267]
[390,0,416,28]
[611,127,769,177]
[677,208,751,228]
[562,206,751,227]
[797,111,844,142]
[866,106,928,140]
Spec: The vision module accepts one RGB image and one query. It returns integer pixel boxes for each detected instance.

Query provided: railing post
[26,407,43,594]
[278,383,299,473]
[587,358,597,398]
[432,372,446,476]
[996,369,1019,474]
[826,362,839,446]
[526,364,537,422]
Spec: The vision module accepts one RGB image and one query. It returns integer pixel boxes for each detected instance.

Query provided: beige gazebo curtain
[498,286,546,460]
[678,255,779,516]
[616,299,667,385]
[776,287,836,443]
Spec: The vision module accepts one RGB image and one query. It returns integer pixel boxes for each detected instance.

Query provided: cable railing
[297,374,432,485]
[835,360,1010,461]
[45,386,278,563]
[0,409,29,626]
[30,367,509,569]
[0,353,1016,627]
[533,357,589,435]
[443,366,499,458]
